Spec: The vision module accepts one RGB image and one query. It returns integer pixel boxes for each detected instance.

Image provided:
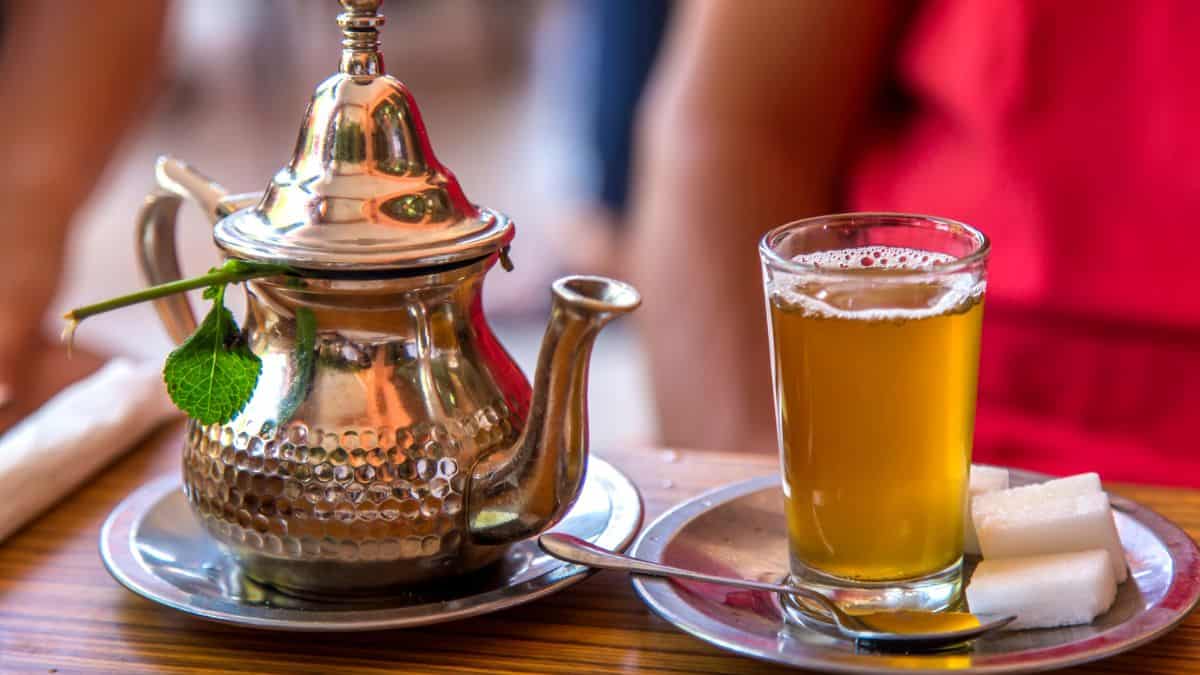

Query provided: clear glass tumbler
[760,213,989,615]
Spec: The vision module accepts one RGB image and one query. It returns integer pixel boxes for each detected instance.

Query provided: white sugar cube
[966,550,1117,629]
[973,490,1127,582]
[976,472,1102,511]
[964,465,1010,555]
[970,465,1011,493]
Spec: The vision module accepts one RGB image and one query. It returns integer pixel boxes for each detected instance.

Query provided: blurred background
[46,0,658,449]
[7,0,1200,485]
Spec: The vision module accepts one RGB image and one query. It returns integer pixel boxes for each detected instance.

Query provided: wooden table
[1,427,1198,674]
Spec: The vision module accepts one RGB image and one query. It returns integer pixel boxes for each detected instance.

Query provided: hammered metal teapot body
[134,0,639,595]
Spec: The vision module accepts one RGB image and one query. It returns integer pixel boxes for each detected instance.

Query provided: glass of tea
[759,213,989,616]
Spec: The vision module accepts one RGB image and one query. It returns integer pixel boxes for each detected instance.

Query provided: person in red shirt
[630,0,1200,485]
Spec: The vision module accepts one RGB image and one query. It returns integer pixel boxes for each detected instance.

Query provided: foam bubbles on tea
[794,245,954,270]
[774,246,981,320]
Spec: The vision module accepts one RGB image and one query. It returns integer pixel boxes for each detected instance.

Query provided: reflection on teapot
[134,0,639,595]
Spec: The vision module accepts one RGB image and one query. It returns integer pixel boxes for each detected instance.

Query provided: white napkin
[0,359,178,542]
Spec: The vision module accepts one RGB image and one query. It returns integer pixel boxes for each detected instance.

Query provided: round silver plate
[101,457,642,631]
[631,468,1200,673]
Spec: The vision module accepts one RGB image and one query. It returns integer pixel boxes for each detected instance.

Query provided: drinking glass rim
[759,212,991,277]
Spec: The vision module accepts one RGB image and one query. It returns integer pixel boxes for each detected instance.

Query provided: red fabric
[848,0,1200,485]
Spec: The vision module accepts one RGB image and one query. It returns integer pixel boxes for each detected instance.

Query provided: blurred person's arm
[630,1,904,452]
[0,0,166,425]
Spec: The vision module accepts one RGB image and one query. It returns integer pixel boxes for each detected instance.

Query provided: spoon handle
[538,533,851,625]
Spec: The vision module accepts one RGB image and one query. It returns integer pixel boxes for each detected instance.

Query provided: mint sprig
[63,259,302,425]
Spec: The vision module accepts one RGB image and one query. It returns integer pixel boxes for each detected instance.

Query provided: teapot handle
[135,156,252,344]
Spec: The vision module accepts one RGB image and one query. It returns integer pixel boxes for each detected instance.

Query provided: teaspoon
[539,533,1015,649]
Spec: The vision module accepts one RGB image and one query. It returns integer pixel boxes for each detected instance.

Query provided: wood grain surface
[1,425,1198,674]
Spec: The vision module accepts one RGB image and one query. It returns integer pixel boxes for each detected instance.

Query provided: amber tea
[767,245,984,583]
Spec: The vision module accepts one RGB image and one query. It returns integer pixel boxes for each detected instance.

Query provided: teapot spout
[468,276,640,545]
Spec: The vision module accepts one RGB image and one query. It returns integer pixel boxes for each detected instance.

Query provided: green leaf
[276,307,317,424]
[163,286,261,425]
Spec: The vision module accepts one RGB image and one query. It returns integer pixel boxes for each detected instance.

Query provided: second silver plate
[631,469,1200,673]
[101,456,642,631]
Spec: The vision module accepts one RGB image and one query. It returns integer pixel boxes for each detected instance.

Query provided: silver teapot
[135,0,639,595]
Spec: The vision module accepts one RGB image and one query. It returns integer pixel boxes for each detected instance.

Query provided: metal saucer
[631,468,1200,673]
[100,457,642,631]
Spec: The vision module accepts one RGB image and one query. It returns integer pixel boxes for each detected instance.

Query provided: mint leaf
[163,285,261,425]
[277,306,316,424]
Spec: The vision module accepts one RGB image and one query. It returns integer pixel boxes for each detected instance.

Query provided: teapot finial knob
[338,0,385,76]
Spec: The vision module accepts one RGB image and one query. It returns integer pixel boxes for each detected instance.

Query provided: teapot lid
[213,0,514,272]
